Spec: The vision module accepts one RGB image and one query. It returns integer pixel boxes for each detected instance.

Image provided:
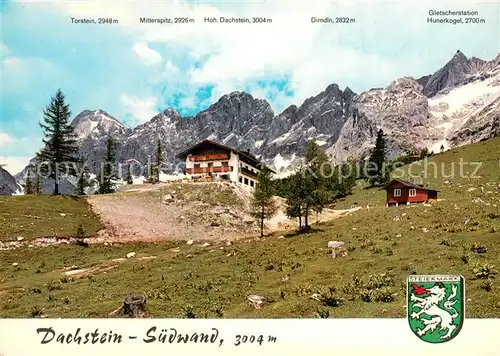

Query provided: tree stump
[110,294,147,318]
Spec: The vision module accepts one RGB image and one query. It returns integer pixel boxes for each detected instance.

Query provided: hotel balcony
[240,166,258,178]
[188,153,229,161]
[185,166,233,174]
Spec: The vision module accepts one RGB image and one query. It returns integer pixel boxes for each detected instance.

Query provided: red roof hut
[384,179,439,207]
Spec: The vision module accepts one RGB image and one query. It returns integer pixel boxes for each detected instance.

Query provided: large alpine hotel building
[176,140,274,188]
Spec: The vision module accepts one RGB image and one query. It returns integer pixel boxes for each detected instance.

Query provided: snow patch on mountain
[273,153,296,174]
[428,69,500,150]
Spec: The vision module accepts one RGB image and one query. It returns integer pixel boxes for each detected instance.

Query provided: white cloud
[165,60,179,74]
[40,0,499,113]
[132,43,162,65]
[0,156,32,175]
[121,94,158,123]
[0,132,17,145]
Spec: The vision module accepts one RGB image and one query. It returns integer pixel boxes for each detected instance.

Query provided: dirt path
[87,182,260,243]
[266,199,361,231]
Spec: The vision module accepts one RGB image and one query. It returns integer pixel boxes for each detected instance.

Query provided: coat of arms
[407,275,465,343]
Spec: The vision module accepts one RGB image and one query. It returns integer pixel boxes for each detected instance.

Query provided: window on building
[222,161,228,166]
[250,180,254,187]
[244,177,249,185]
[409,188,416,197]
[394,188,401,197]
[239,177,242,183]
[194,164,200,169]
[208,162,213,167]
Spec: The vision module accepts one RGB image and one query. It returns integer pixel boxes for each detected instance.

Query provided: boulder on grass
[328,241,348,258]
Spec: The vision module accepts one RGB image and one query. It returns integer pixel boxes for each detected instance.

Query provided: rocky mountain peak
[387,77,424,94]
[452,49,468,61]
[343,86,355,98]
[162,108,182,118]
[71,109,127,140]
[421,50,475,97]
[324,83,342,95]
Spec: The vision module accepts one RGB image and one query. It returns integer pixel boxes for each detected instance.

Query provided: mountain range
[6,50,500,195]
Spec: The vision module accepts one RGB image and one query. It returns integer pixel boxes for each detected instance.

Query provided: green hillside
[0,138,498,318]
[0,195,103,242]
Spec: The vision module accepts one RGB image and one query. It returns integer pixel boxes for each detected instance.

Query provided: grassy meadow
[0,195,103,242]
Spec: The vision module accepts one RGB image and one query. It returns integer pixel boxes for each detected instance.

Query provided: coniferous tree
[284,141,332,231]
[37,90,79,195]
[76,157,90,195]
[25,165,34,195]
[284,167,306,230]
[98,136,116,194]
[34,156,43,194]
[303,140,331,228]
[250,167,278,238]
[126,164,134,185]
[420,147,429,159]
[365,129,388,186]
[332,160,357,198]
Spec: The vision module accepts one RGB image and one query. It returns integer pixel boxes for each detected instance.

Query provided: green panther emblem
[407,275,465,343]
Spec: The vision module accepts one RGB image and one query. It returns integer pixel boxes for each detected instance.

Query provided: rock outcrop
[0,166,18,196]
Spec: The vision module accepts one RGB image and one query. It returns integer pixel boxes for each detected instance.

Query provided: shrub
[440,239,452,247]
[364,273,394,290]
[213,304,224,317]
[28,287,42,295]
[35,261,45,274]
[373,287,396,303]
[317,286,343,307]
[76,223,85,238]
[480,281,493,292]
[341,281,361,300]
[470,243,488,254]
[315,307,330,318]
[460,253,470,264]
[182,305,196,318]
[360,240,374,249]
[198,281,213,293]
[60,277,73,284]
[359,289,374,302]
[30,306,44,317]
[46,281,62,291]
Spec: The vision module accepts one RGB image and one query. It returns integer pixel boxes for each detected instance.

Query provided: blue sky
[1,0,499,174]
